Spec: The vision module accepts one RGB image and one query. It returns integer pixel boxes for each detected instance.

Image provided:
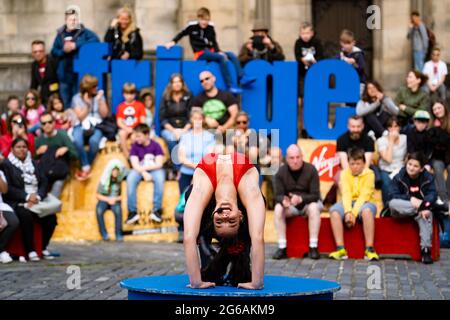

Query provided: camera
[252,36,266,51]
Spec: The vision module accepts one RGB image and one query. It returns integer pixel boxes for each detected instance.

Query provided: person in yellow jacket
[328,148,379,261]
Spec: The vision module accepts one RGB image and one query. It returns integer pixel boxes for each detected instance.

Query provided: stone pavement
[0,242,449,300]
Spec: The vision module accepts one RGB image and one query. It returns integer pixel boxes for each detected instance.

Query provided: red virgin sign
[310,144,340,182]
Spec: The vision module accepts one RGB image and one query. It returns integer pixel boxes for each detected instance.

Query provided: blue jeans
[379,170,393,207]
[59,81,78,109]
[198,50,243,88]
[96,200,123,240]
[178,173,193,195]
[413,50,426,72]
[126,168,166,213]
[72,125,104,169]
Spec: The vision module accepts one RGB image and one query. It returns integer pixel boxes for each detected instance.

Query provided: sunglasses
[236,121,248,125]
[26,96,36,101]
[41,120,54,126]
[200,77,211,83]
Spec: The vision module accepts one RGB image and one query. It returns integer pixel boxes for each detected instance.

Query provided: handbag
[28,193,62,218]
[0,212,8,232]
[95,116,118,141]
[37,146,70,183]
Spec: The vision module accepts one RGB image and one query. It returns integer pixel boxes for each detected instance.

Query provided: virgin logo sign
[310,144,340,182]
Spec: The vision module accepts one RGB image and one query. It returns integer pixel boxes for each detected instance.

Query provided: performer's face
[213,201,243,238]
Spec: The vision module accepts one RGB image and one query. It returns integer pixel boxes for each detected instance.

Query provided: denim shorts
[329,201,377,220]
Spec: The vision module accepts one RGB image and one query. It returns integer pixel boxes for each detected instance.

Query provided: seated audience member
[422,47,447,102]
[428,100,450,210]
[30,40,59,105]
[21,89,45,135]
[0,170,19,264]
[47,93,75,130]
[140,89,155,135]
[226,112,259,163]
[356,81,399,138]
[35,112,78,199]
[376,117,407,207]
[338,29,366,94]
[190,71,239,133]
[126,124,165,225]
[329,148,379,261]
[405,110,433,166]
[2,138,58,262]
[272,145,322,260]
[165,7,254,93]
[1,95,21,135]
[104,6,143,60]
[395,70,430,128]
[71,74,109,181]
[116,83,146,158]
[177,108,215,194]
[389,152,438,264]
[238,21,285,66]
[159,74,192,178]
[96,160,127,242]
[0,113,35,160]
[295,22,324,97]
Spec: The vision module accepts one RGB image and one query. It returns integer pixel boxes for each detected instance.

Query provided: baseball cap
[413,110,430,121]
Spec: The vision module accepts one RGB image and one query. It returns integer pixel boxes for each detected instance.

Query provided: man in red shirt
[116,83,146,158]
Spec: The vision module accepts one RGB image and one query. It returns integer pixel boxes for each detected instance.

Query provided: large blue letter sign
[73,43,109,90]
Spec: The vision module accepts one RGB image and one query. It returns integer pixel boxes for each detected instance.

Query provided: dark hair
[411,10,420,17]
[409,70,428,86]
[11,137,29,149]
[31,40,45,47]
[134,123,150,135]
[406,152,426,167]
[197,7,211,19]
[348,148,366,162]
[47,93,65,112]
[7,95,19,103]
[431,99,450,133]
[340,29,355,44]
[39,111,54,121]
[362,80,384,102]
[7,112,28,133]
[386,116,400,128]
[348,115,363,122]
[24,89,41,109]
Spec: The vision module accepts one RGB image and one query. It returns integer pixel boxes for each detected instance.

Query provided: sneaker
[421,247,433,264]
[0,251,13,264]
[239,75,256,87]
[99,137,107,150]
[329,248,348,260]
[380,207,392,218]
[125,212,139,225]
[367,130,376,142]
[42,250,55,260]
[28,251,40,262]
[272,248,287,260]
[150,209,163,223]
[229,86,243,95]
[177,231,184,244]
[19,256,27,263]
[75,170,91,181]
[308,247,320,260]
[364,249,379,261]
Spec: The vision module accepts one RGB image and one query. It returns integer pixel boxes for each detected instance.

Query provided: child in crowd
[338,29,366,95]
[329,148,379,261]
[125,124,166,225]
[95,159,128,242]
[1,95,21,135]
[405,110,433,167]
[116,83,147,158]
[47,93,75,130]
[165,7,254,94]
[422,47,448,102]
[140,89,155,137]
[21,89,45,135]
[389,152,438,264]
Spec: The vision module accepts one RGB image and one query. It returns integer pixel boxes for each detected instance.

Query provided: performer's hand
[187,281,215,289]
[237,282,264,290]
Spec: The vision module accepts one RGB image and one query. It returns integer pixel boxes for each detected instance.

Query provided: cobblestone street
[0,243,449,300]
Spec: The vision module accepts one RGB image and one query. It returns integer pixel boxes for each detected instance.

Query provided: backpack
[37,146,70,184]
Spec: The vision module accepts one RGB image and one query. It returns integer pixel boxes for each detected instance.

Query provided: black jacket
[391,167,437,206]
[406,127,433,163]
[294,36,324,77]
[172,21,220,53]
[159,94,192,129]
[30,55,59,105]
[428,127,450,165]
[1,158,48,210]
[104,27,143,60]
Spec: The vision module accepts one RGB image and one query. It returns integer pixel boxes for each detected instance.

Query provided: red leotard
[196,152,254,190]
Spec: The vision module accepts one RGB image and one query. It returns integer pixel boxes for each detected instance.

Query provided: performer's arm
[183,168,214,288]
[237,167,265,289]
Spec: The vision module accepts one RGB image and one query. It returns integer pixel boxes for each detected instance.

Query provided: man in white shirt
[423,47,448,101]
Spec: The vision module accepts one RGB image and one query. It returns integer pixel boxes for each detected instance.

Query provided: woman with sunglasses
[21,89,46,135]
[0,113,35,159]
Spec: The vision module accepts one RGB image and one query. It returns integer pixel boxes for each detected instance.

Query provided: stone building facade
[0,0,449,105]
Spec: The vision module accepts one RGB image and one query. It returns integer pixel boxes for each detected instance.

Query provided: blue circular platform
[120,275,340,300]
